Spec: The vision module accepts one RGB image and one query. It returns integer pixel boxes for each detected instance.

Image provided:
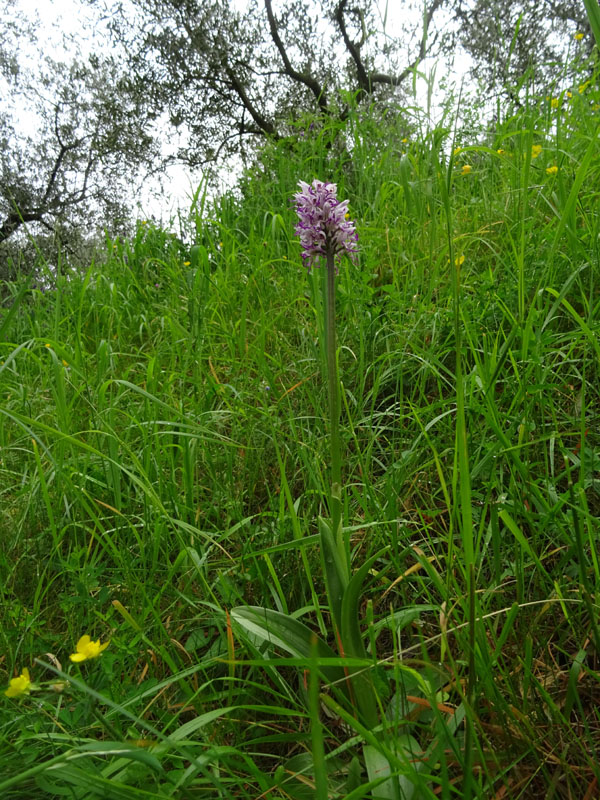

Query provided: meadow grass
[1,77,599,798]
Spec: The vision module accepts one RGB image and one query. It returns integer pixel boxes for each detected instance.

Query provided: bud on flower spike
[293,180,358,271]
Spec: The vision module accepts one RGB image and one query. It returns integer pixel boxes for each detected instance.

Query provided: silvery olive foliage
[0,3,159,261]
[92,0,594,172]
[90,0,448,168]
[452,0,594,100]
[0,0,25,84]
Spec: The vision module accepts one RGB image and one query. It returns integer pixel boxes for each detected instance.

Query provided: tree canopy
[0,3,160,265]
[0,0,595,262]
[92,0,448,167]
[92,0,594,169]
[454,0,593,101]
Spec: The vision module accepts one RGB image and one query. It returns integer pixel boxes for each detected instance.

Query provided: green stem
[464,562,476,800]
[310,634,329,800]
[325,249,347,573]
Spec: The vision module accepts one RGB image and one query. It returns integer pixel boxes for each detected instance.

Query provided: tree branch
[264,0,329,114]
[334,0,370,96]
[0,209,44,245]
[335,0,445,95]
[225,66,277,137]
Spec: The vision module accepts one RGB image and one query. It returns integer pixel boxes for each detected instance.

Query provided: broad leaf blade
[231,605,345,686]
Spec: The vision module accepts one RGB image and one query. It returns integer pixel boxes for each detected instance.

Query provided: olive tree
[0,3,160,262]
[90,0,447,167]
[452,0,594,101]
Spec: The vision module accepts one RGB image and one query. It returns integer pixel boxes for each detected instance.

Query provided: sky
[9,0,468,221]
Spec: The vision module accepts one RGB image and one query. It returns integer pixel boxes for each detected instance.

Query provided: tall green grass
[1,69,599,798]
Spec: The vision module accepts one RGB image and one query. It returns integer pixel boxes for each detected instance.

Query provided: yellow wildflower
[461,164,472,175]
[579,81,590,94]
[546,165,559,175]
[574,32,584,41]
[5,668,31,698]
[453,147,462,156]
[566,91,573,99]
[455,255,465,266]
[183,261,191,266]
[401,137,408,144]
[531,145,542,159]
[69,635,110,663]
[497,148,505,155]
[551,97,559,109]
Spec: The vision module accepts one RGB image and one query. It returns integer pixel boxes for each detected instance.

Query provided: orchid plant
[293,180,357,626]
[232,180,431,797]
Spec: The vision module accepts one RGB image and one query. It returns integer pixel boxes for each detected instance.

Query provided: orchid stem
[325,249,347,575]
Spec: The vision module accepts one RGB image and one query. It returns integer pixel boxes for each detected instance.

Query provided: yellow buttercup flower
[566,91,573,99]
[69,635,110,663]
[531,145,542,159]
[574,32,584,41]
[401,137,408,144]
[551,97,559,109]
[546,165,559,175]
[461,164,471,175]
[497,148,505,155]
[5,668,31,698]
[183,261,191,266]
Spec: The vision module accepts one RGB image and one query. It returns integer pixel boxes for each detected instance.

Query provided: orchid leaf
[364,734,424,800]
[318,515,348,633]
[230,606,346,687]
[340,548,390,728]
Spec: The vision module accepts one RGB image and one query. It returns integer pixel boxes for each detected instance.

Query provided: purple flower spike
[293,180,358,271]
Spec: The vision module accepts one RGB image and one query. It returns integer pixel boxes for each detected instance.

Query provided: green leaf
[549,131,599,262]
[340,548,390,728]
[364,735,424,800]
[0,277,32,340]
[77,741,163,772]
[341,548,388,661]
[318,515,349,633]
[499,509,550,580]
[231,606,346,687]
[364,746,399,800]
[582,0,600,49]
